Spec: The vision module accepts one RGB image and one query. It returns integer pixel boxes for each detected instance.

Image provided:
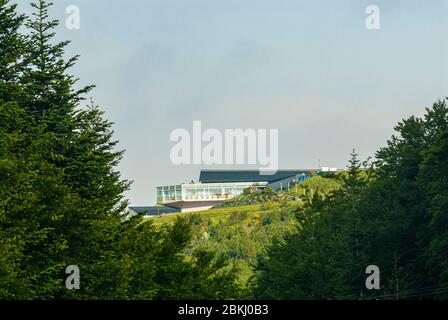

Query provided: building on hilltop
[155,169,317,213]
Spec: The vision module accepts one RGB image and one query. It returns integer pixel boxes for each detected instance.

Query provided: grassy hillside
[147,204,262,226]
[143,176,342,293]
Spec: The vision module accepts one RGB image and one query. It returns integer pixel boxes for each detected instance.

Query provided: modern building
[155,169,316,213]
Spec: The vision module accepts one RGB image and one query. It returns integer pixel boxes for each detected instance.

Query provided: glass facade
[156,185,182,203]
[156,182,266,204]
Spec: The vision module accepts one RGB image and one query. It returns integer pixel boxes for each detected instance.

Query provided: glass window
[184,187,195,200]
[175,186,182,200]
[209,187,222,199]
[156,187,163,203]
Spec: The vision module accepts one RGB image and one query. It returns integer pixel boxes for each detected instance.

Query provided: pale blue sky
[16,0,448,205]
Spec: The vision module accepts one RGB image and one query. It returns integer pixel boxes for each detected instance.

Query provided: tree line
[254,100,448,299]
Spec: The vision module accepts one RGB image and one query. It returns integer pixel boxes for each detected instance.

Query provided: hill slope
[144,176,342,291]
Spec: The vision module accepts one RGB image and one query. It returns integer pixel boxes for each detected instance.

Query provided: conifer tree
[0,0,35,298]
[417,99,448,298]
[0,0,26,83]
[19,0,130,298]
[0,0,244,300]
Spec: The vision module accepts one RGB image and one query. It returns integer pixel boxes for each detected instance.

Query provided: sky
[15,0,448,205]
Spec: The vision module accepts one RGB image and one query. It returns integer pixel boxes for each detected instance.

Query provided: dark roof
[199,170,313,184]
[129,206,179,216]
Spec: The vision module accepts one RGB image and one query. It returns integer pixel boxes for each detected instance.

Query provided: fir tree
[19,0,130,298]
[0,0,26,83]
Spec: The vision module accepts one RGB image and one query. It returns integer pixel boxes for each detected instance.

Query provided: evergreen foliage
[0,0,242,300]
[254,100,448,300]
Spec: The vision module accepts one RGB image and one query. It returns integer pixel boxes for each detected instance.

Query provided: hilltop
[144,175,342,291]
